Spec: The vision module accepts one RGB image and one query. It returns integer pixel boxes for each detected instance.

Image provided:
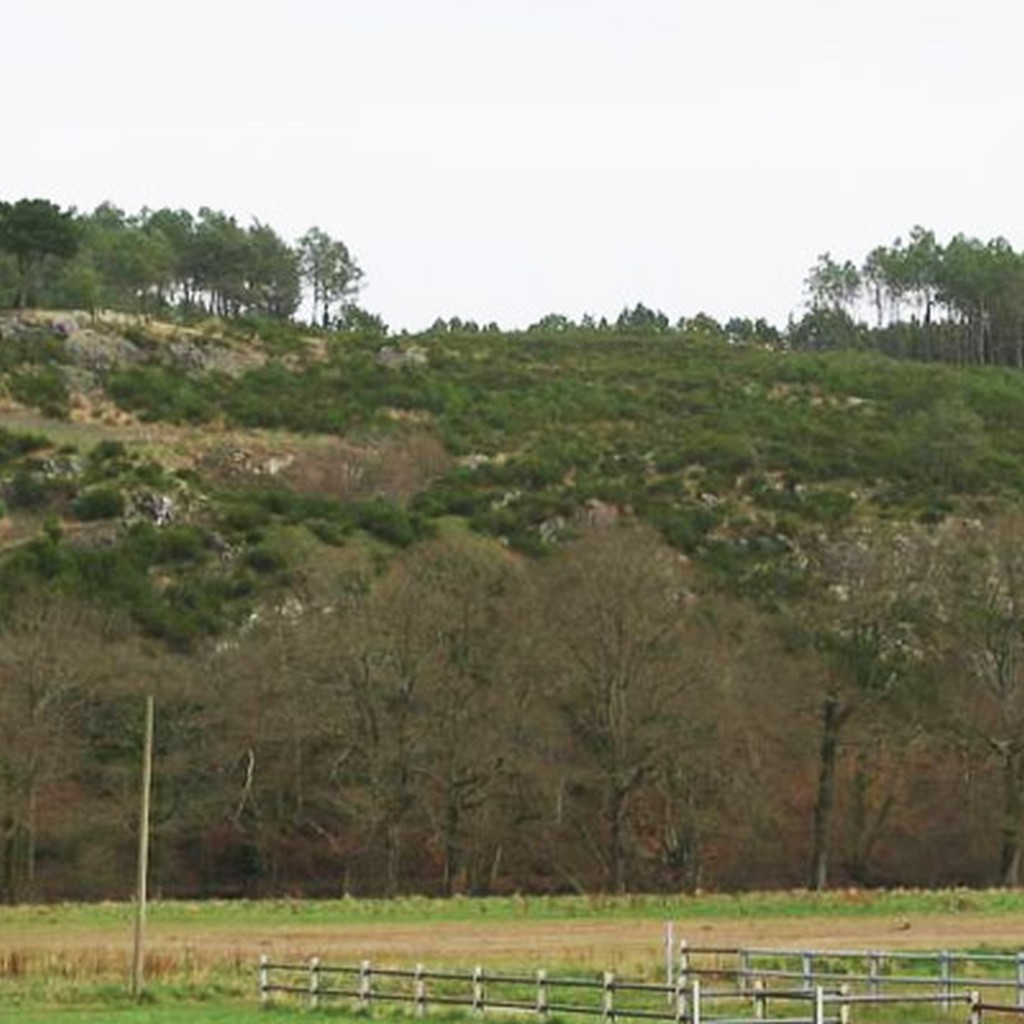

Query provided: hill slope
[2,310,1024,900]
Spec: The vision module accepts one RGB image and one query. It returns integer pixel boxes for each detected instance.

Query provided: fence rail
[663,936,1024,1022]
[258,957,846,1024]
[673,940,1024,993]
[258,937,1024,1023]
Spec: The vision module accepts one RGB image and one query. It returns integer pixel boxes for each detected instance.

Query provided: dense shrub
[72,486,125,521]
[648,503,720,552]
[136,524,209,564]
[0,427,48,467]
[245,544,288,574]
[353,499,431,547]
[8,366,71,418]
[6,469,54,510]
[107,367,221,423]
[0,331,68,371]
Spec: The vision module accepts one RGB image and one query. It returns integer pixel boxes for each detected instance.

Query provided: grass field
[5,890,1024,1023]
[8,1005,269,1023]
[5,886,1022,932]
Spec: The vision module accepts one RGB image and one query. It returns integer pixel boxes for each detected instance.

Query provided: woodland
[3,199,1024,903]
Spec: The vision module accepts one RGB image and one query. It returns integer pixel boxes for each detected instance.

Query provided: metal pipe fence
[670,939,1024,1002]
[662,935,1024,1022]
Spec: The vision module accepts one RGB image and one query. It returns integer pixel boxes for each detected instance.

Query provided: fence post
[753,977,766,1020]
[1017,952,1024,1008]
[473,965,485,1016]
[813,985,824,1024]
[839,982,850,1024]
[415,963,427,1018]
[739,949,751,995]
[665,923,675,1007]
[941,950,951,1013]
[603,971,616,1024]
[675,967,688,1022]
[868,951,881,997]
[537,968,549,1020]
[359,959,372,1010]
[678,940,690,992]
[259,953,269,1008]
[803,952,814,992]
[969,989,981,1024]
[309,956,321,1010]
[691,979,701,1024]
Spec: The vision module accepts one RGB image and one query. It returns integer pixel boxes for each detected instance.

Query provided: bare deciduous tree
[0,598,118,901]
[534,526,696,893]
[797,528,938,890]
[939,512,1024,885]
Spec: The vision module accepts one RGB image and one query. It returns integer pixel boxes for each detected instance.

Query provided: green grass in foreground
[3,1000,959,1024]
[0,887,1017,935]
[7,1001,452,1024]
[3,890,1018,1023]
[7,1005,260,1024]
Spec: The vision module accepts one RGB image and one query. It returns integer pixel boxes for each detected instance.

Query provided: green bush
[8,366,71,418]
[90,439,126,463]
[121,323,161,349]
[353,499,430,547]
[412,469,496,519]
[307,519,350,545]
[0,330,68,370]
[0,427,49,467]
[245,544,288,574]
[107,367,220,423]
[649,503,720,552]
[132,459,170,487]
[132,524,209,564]
[6,469,53,510]
[72,486,126,521]
[748,479,854,525]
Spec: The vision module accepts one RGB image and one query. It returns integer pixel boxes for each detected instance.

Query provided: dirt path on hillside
[5,914,1024,974]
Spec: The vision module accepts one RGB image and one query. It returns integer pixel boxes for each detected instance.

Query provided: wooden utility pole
[131,694,154,999]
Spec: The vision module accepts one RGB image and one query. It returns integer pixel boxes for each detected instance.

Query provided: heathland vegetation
[5,199,1024,903]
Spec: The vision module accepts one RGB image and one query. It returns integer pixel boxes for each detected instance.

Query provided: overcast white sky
[3,1,1022,331]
